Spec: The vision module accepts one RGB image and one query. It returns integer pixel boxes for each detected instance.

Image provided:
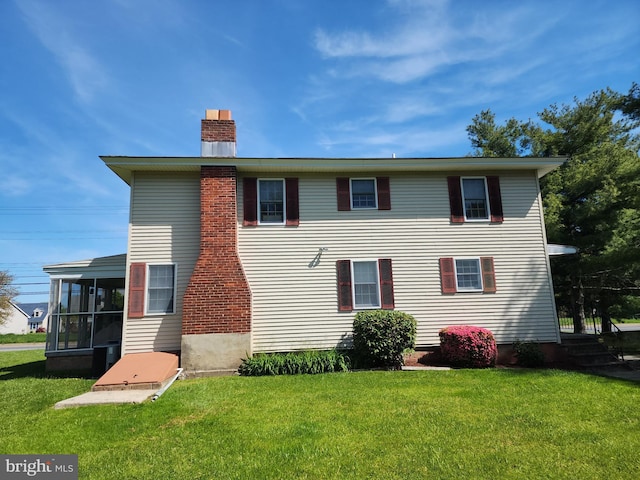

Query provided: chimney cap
[205,109,232,120]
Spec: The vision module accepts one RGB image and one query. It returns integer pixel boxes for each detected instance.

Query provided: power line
[0,207,128,216]
[0,206,128,210]
[2,231,127,235]
[1,237,125,240]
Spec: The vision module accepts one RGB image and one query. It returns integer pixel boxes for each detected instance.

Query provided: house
[0,302,48,334]
[43,109,565,374]
[1,302,29,334]
[18,302,49,332]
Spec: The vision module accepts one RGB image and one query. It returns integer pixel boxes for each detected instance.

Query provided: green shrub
[513,340,545,367]
[439,325,497,368]
[238,350,350,376]
[352,310,417,369]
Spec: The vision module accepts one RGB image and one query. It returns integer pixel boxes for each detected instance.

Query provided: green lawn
[619,317,640,324]
[1,351,639,479]
[0,333,47,344]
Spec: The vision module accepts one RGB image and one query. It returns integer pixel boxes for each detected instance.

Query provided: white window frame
[350,178,378,210]
[257,178,286,225]
[350,260,381,309]
[146,263,177,315]
[461,177,490,221]
[454,258,483,292]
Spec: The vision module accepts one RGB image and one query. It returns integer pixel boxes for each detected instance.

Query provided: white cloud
[312,0,556,85]
[314,1,451,60]
[16,0,108,104]
[0,174,31,197]
[0,109,118,198]
[317,118,468,158]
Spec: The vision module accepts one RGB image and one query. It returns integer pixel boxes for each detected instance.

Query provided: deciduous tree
[0,270,18,326]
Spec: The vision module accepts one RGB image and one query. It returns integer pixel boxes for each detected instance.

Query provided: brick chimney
[201,109,236,157]
[181,110,251,375]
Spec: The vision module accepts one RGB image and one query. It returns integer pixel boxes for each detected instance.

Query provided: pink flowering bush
[439,325,497,368]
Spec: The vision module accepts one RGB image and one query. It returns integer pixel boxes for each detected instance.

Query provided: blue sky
[1,0,638,302]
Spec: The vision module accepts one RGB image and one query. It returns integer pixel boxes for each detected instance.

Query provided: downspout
[151,368,183,402]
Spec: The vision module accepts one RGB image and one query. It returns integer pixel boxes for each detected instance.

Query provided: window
[455,259,483,291]
[337,177,391,211]
[243,177,299,226]
[447,176,503,223]
[461,178,488,220]
[353,261,380,307]
[337,259,394,311]
[351,179,377,209]
[147,264,176,314]
[258,179,285,223]
[439,257,496,294]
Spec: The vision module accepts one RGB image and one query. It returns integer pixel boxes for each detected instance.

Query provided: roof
[43,253,127,278]
[9,301,30,319]
[101,156,567,185]
[14,302,49,323]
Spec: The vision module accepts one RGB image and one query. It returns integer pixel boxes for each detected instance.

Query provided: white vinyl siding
[239,171,558,353]
[123,172,200,354]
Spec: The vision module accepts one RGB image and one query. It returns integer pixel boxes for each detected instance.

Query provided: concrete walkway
[589,355,640,384]
[54,389,157,409]
[0,342,45,351]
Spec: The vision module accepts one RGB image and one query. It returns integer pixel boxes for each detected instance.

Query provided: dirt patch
[404,350,448,367]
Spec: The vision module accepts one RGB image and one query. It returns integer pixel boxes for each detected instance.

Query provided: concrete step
[560,333,625,368]
[571,353,624,367]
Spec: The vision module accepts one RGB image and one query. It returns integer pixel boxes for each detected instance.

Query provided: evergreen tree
[467,88,640,333]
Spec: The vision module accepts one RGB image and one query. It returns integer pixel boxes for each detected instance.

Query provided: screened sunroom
[43,254,126,371]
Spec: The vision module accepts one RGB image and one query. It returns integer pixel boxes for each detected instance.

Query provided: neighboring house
[17,302,49,332]
[1,302,30,334]
[0,302,48,334]
[43,109,566,374]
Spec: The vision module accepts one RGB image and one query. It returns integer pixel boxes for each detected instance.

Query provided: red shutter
[336,260,353,311]
[128,262,146,318]
[486,176,504,223]
[243,177,257,226]
[378,258,395,309]
[439,257,457,294]
[481,257,497,293]
[376,177,391,210]
[285,177,299,226]
[447,176,464,223]
[336,177,351,211]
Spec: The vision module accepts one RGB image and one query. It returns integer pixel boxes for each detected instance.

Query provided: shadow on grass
[494,363,640,387]
[0,360,47,380]
[0,360,92,381]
